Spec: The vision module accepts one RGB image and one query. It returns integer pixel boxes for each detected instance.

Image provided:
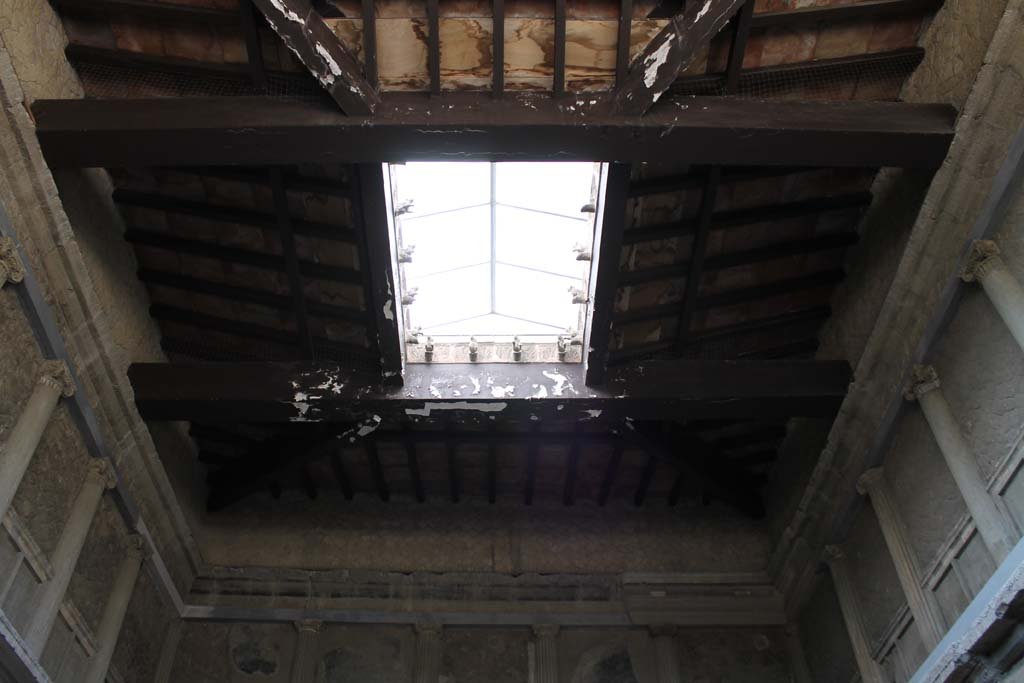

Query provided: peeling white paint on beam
[642,39,673,89]
[405,402,507,417]
[315,42,344,86]
[268,0,303,24]
[694,0,712,23]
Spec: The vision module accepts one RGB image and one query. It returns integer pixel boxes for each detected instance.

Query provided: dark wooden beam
[584,163,631,387]
[33,95,956,169]
[330,450,354,499]
[553,0,566,97]
[563,426,581,506]
[627,165,809,198]
[598,444,623,507]
[611,0,747,115]
[750,0,943,29]
[493,0,505,97]
[240,0,269,91]
[172,165,351,198]
[136,269,366,324]
[620,191,872,245]
[723,0,755,93]
[612,269,845,325]
[125,229,363,286]
[127,359,853,424]
[405,437,425,503]
[607,305,832,365]
[366,441,390,501]
[361,0,379,88]
[268,167,315,359]
[148,304,376,363]
[617,231,859,287]
[250,0,380,114]
[633,454,657,506]
[674,165,723,344]
[524,424,538,505]
[114,189,356,243]
[487,430,498,504]
[447,442,461,503]
[427,0,441,95]
[53,0,238,25]
[353,164,404,383]
[615,0,633,88]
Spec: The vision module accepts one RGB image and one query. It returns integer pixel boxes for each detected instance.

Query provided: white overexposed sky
[391,162,600,340]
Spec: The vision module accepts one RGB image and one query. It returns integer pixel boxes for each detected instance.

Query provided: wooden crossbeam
[127,359,852,424]
[611,0,747,115]
[250,0,380,114]
[33,95,955,168]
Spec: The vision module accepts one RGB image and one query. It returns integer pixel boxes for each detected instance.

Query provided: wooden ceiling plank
[250,0,380,114]
[34,95,955,168]
[126,359,853,424]
[610,0,747,115]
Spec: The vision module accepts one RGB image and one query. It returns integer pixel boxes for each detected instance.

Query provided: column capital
[823,544,846,563]
[85,459,118,490]
[39,359,75,398]
[0,237,25,287]
[294,619,323,634]
[856,467,886,496]
[532,624,560,639]
[961,240,1004,283]
[904,364,940,401]
[414,622,442,637]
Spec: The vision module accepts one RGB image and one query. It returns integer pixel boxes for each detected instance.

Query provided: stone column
[649,626,681,683]
[907,365,1015,562]
[0,360,74,520]
[824,546,886,683]
[857,468,946,650]
[414,623,443,683]
[962,240,1024,352]
[23,459,117,656]
[83,536,147,683]
[0,237,25,288]
[290,619,322,683]
[533,624,559,683]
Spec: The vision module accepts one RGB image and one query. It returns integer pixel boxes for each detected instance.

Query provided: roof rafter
[611,0,748,115]
[250,0,380,114]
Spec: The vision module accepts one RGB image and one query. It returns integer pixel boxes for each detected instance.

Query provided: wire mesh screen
[72,60,325,99]
[671,49,924,101]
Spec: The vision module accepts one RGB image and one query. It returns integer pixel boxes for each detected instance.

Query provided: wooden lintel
[127,359,852,424]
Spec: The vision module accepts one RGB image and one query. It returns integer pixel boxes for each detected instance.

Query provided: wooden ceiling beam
[32,94,955,168]
[250,0,380,114]
[610,0,747,115]
[127,359,852,424]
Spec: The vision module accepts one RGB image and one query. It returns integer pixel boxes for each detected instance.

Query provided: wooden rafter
[611,0,748,115]
[250,0,380,114]
[33,95,956,168]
